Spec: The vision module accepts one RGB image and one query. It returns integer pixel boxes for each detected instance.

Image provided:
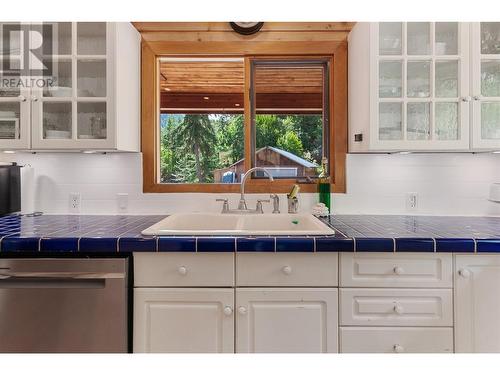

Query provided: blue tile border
[1,237,40,253]
[436,238,475,253]
[355,238,394,252]
[237,237,275,252]
[395,238,435,252]
[79,237,118,253]
[40,238,79,253]
[159,237,196,252]
[316,237,354,252]
[197,237,235,252]
[477,239,500,253]
[118,237,157,253]
[276,237,314,252]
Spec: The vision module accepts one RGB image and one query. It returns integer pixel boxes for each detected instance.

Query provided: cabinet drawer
[236,253,338,287]
[340,327,453,353]
[340,288,453,326]
[340,253,452,288]
[134,252,234,287]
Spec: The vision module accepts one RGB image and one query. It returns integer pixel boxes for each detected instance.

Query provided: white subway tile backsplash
[1,152,499,216]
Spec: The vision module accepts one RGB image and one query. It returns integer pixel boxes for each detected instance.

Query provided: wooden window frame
[141,38,347,194]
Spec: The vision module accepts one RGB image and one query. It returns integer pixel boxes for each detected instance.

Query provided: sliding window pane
[253,62,326,179]
[158,58,245,184]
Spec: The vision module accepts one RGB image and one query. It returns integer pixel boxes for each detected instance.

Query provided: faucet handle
[216,198,229,213]
[255,199,270,214]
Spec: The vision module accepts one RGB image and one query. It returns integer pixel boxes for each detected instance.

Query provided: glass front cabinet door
[31,22,114,149]
[0,22,139,151]
[472,22,500,149]
[370,22,470,151]
[0,22,31,149]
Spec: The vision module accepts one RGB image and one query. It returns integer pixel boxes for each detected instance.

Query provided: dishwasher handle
[0,271,125,280]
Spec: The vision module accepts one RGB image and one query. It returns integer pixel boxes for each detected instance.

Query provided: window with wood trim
[159,57,329,185]
[139,25,349,194]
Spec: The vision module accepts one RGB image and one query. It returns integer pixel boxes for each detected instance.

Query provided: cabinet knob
[461,96,472,102]
[238,306,247,315]
[18,95,27,102]
[31,96,39,102]
[223,306,233,316]
[393,266,404,275]
[458,268,470,278]
[473,95,482,101]
[177,266,188,275]
[393,304,404,315]
[393,344,405,353]
[282,266,292,275]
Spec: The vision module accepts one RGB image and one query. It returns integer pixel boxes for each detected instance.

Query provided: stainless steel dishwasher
[0,258,128,353]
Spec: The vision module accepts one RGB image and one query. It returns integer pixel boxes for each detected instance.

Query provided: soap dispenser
[317,157,331,211]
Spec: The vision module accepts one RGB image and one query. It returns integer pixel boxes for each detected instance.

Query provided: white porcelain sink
[141,213,335,236]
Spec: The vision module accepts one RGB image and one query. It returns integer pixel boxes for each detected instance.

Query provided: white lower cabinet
[133,252,500,353]
[133,288,234,353]
[340,327,454,353]
[455,255,500,353]
[235,288,338,353]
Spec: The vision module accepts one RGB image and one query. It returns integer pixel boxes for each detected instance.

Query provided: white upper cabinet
[0,22,140,151]
[471,23,500,149]
[349,22,500,152]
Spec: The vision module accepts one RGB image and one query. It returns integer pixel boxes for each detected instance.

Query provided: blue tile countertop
[0,214,499,254]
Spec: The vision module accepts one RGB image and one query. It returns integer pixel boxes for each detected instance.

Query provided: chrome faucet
[238,167,274,210]
[215,167,275,214]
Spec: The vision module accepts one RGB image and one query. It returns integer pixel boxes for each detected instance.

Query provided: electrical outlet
[406,192,418,211]
[69,193,81,213]
[117,193,128,211]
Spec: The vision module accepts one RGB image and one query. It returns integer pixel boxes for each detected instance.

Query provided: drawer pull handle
[393,266,404,275]
[458,268,470,278]
[393,305,404,315]
[223,306,233,316]
[238,306,247,315]
[393,344,405,353]
[282,266,292,275]
[177,266,188,275]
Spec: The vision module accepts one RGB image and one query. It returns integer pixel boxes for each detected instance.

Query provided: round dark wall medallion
[229,22,264,35]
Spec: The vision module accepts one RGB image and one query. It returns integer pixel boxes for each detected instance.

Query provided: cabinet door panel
[134,288,234,353]
[472,22,500,149]
[236,288,338,353]
[340,253,453,288]
[340,288,453,326]
[370,22,470,151]
[455,255,500,352]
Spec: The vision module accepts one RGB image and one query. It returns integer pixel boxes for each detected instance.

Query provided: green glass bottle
[318,157,331,211]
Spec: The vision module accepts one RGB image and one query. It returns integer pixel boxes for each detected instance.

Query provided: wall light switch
[117,193,129,211]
